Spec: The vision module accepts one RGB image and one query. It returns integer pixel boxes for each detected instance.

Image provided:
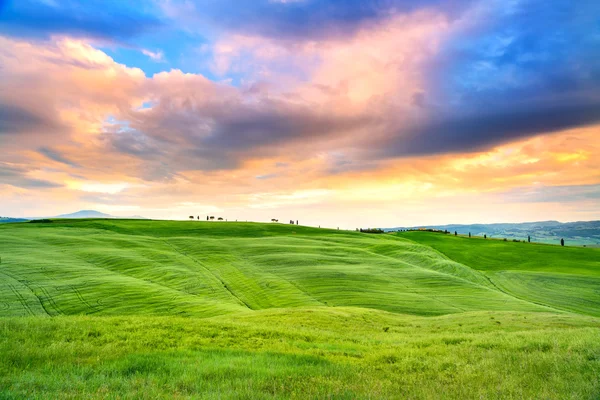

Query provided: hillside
[397,231,600,317]
[0,219,552,318]
[1,220,599,399]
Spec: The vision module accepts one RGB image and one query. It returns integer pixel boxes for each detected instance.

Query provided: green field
[397,231,600,317]
[0,220,599,398]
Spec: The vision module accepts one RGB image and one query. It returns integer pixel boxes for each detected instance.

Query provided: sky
[0,0,599,228]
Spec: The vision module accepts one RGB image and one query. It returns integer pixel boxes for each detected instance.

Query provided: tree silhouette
[469,232,471,238]
[484,234,487,239]
[528,235,531,243]
[454,231,457,236]
[189,216,194,220]
[561,238,565,246]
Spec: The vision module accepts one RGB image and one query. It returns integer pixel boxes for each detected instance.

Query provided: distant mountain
[55,210,113,219]
[53,210,147,220]
[384,220,600,245]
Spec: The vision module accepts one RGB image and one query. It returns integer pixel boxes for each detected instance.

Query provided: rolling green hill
[0,219,554,318]
[0,220,599,399]
[397,231,600,317]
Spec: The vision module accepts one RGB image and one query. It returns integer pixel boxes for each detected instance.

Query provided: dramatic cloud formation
[0,0,598,226]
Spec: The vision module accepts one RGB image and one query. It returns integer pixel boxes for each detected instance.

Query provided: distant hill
[55,210,113,219]
[385,220,600,245]
[2,210,147,222]
[0,217,29,224]
[55,210,147,220]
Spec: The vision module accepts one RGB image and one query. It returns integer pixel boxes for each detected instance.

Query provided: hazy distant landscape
[0,219,598,398]
[387,220,600,246]
[0,210,147,223]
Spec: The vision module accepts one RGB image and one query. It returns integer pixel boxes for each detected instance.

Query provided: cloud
[255,174,278,180]
[0,36,146,163]
[0,0,162,42]
[142,49,165,62]
[387,0,600,157]
[503,184,600,203]
[0,104,60,134]
[161,0,471,40]
[38,147,81,168]
[385,101,600,157]
[0,162,63,189]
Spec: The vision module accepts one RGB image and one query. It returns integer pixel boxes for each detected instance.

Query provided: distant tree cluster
[268,219,299,224]
[188,215,227,221]
[359,228,385,234]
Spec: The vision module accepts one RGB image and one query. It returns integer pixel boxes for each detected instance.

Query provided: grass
[0,220,546,317]
[0,220,599,398]
[1,309,599,399]
[398,231,600,317]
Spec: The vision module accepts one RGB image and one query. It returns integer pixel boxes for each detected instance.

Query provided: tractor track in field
[0,270,49,316]
[36,285,64,315]
[7,284,34,316]
[70,285,99,313]
[482,273,574,314]
[159,238,255,310]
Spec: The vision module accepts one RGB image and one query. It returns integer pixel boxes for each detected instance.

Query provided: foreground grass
[1,308,599,399]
